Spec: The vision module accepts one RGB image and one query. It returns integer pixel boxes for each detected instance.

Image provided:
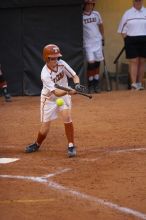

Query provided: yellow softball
[56,98,64,106]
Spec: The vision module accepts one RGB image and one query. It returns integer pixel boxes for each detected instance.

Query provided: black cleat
[68,145,77,158]
[88,80,95,94]
[5,93,12,102]
[94,79,101,93]
[25,143,40,153]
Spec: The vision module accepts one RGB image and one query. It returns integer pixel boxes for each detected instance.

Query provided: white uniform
[40,59,76,122]
[118,6,146,36]
[83,10,103,62]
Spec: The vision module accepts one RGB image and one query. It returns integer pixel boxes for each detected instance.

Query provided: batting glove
[75,83,83,92]
[75,83,87,93]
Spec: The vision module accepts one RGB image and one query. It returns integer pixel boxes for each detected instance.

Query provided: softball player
[83,0,104,93]
[118,0,146,90]
[25,44,82,157]
[0,64,11,102]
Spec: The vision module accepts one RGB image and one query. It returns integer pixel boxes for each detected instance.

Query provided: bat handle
[77,92,92,99]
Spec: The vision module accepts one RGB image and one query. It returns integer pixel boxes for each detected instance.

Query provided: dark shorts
[124,35,146,59]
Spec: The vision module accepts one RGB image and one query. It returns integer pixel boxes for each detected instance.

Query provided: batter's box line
[81,147,146,155]
[88,146,146,153]
[110,147,146,153]
[0,168,146,219]
[78,147,146,162]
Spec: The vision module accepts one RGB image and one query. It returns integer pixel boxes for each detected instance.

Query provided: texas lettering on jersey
[53,71,64,83]
[84,17,96,24]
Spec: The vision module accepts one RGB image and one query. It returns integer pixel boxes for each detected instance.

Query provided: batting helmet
[43,44,62,61]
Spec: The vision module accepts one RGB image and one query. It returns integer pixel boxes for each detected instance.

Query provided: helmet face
[43,44,62,61]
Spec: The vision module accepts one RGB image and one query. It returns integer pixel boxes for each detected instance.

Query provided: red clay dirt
[0,90,146,220]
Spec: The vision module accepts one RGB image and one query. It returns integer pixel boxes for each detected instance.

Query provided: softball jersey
[40,59,76,122]
[83,10,103,62]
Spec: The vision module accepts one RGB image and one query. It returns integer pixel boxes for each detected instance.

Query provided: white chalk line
[0,158,19,164]
[49,181,146,220]
[79,147,146,162]
[0,168,71,183]
[111,147,146,154]
[80,158,101,162]
[0,145,16,149]
[0,168,146,219]
[88,147,146,154]
[0,199,55,204]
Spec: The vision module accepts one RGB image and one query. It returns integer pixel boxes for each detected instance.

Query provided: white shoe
[136,83,144,90]
[131,83,139,90]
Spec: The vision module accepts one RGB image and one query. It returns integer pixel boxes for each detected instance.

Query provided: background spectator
[118,0,146,90]
[83,0,104,93]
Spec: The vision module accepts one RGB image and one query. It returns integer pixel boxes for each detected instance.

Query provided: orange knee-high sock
[36,132,47,146]
[87,69,95,78]
[64,122,74,144]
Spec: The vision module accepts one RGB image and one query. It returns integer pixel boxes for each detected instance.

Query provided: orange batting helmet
[43,44,62,61]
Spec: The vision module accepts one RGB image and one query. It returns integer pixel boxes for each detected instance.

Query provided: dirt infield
[0,90,146,220]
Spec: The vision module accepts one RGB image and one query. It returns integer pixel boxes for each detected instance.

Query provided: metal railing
[113,46,125,90]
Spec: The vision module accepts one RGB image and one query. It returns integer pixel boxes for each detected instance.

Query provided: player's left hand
[75,83,87,93]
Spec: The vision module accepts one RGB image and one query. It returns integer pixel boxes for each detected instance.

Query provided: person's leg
[61,109,74,145]
[25,121,51,153]
[61,109,76,157]
[25,97,58,153]
[93,41,103,92]
[129,58,139,89]
[93,61,101,93]
[36,121,51,145]
[136,57,145,89]
[87,63,95,94]
[2,86,11,102]
[0,81,11,102]
[85,49,96,94]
